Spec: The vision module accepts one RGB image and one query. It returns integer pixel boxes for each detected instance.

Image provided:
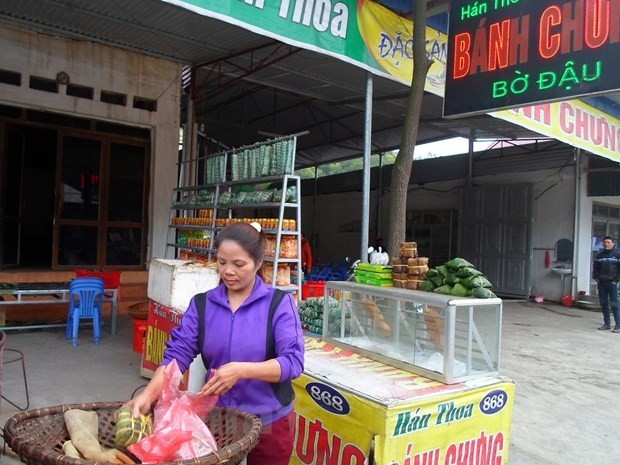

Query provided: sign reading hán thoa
[444,0,620,118]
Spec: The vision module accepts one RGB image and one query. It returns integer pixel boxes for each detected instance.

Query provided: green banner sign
[166,0,620,163]
[164,0,448,96]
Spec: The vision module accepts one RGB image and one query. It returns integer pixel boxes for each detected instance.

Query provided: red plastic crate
[302,281,326,300]
[75,270,121,289]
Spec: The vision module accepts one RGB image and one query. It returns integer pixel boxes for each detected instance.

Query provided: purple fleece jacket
[162,276,305,425]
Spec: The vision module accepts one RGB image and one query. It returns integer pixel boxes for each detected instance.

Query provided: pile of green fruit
[421,257,497,299]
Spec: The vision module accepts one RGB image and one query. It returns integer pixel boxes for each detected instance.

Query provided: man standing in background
[593,236,620,333]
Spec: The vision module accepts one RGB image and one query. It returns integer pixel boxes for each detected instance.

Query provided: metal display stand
[165,135,303,298]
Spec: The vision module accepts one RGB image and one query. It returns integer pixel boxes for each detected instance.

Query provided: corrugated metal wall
[302,144,575,196]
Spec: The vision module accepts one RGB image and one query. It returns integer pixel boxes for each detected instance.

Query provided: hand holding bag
[129,360,219,463]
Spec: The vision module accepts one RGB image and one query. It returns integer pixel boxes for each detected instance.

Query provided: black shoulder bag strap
[266,289,296,406]
[266,289,287,359]
[194,292,209,370]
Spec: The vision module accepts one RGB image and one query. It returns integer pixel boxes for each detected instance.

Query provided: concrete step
[118,279,148,314]
[120,271,148,285]
[120,282,147,299]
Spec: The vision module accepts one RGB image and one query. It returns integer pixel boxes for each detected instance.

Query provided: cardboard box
[147,259,219,312]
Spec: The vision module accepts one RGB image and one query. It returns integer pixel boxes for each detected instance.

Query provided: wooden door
[52,134,149,269]
[53,135,102,267]
[0,125,24,268]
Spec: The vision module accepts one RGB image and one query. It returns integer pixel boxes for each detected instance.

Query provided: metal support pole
[376,152,384,239]
[467,128,475,187]
[312,164,319,250]
[361,72,373,263]
[572,148,581,297]
[181,93,195,188]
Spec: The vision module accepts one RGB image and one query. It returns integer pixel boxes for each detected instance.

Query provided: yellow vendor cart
[291,281,514,465]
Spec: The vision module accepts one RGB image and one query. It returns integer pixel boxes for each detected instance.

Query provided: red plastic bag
[129,360,219,463]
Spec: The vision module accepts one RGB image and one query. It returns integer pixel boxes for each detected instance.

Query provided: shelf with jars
[166,134,303,298]
[405,209,458,268]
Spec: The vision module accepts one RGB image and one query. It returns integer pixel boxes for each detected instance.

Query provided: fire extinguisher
[545,250,551,268]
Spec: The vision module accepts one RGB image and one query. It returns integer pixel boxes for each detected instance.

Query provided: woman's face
[216,239,261,293]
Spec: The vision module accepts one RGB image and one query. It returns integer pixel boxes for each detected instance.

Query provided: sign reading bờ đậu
[444,0,620,118]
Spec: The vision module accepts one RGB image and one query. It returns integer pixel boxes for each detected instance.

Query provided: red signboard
[444,0,620,117]
[140,300,188,388]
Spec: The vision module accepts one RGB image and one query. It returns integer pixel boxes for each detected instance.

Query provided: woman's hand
[125,392,155,419]
[200,359,282,396]
[201,362,244,396]
[124,365,166,418]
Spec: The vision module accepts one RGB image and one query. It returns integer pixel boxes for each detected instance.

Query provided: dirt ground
[500,300,620,465]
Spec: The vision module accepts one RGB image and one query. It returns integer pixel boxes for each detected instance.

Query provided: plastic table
[0,282,118,334]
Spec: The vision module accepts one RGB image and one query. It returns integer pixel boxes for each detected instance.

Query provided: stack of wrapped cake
[297,296,348,335]
[391,242,430,290]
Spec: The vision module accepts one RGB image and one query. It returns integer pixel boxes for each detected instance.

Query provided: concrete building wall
[0,25,181,261]
[303,163,596,301]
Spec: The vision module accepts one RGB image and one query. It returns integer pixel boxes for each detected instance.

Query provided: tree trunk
[387,0,433,261]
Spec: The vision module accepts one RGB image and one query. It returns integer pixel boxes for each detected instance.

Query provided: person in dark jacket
[593,236,620,332]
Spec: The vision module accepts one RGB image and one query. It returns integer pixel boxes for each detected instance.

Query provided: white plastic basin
[551,267,572,275]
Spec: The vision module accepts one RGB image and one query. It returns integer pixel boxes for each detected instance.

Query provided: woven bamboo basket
[3,402,261,465]
[127,302,150,320]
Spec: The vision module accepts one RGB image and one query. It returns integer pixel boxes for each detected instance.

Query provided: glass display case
[323,281,502,384]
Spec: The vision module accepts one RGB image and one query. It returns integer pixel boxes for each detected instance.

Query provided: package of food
[279,235,298,258]
[262,263,274,284]
[393,264,407,274]
[356,263,393,273]
[357,269,393,280]
[408,265,429,276]
[363,277,394,287]
[401,247,418,258]
[264,235,276,257]
[115,408,153,448]
[406,279,425,290]
[276,264,291,286]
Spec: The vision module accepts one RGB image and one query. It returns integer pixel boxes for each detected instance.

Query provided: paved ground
[499,300,620,465]
[0,301,618,465]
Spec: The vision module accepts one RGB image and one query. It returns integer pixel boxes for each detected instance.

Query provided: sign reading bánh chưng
[444,0,620,118]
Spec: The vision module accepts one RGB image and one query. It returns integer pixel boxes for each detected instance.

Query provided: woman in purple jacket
[128,222,305,465]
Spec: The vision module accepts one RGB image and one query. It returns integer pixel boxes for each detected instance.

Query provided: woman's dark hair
[214,222,265,264]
